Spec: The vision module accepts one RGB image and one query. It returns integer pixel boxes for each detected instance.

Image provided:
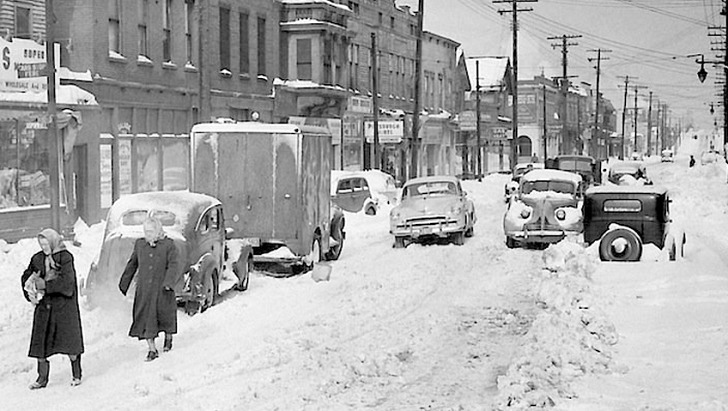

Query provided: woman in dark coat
[21,228,84,389]
[119,215,179,361]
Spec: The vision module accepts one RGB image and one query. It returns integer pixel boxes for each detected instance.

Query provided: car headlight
[449,205,463,215]
[520,208,531,219]
[390,210,401,220]
[555,209,566,220]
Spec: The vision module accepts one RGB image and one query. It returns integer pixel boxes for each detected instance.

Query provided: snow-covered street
[1,148,728,410]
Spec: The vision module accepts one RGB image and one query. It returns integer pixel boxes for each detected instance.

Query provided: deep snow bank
[495,240,618,409]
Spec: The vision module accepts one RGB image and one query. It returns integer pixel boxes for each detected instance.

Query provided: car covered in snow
[660,149,674,162]
[83,191,253,313]
[504,162,545,203]
[503,169,583,248]
[545,155,602,189]
[331,171,378,215]
[583,185,685,261]
[606,160,652,186]
[700,150,723,165]
[390,175,476,248]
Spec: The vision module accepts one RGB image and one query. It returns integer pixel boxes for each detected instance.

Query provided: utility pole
[548,34,581,154]
[476,60,482,177]
[587,48,611,159]
[631,84,648,154]
[198,0,210,121]
[617,75,636,160]
[45,0,61,233]
[495,0,537,171]
[655,102,661,152]
[410,0,424,179]
[542,83,548,161]
[371,33,380,170]
[647,91,653,156]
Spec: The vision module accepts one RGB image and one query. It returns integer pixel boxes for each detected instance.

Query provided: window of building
[15,6,31,39]
[219,7,230,70]
[162,0,172,62]
[257,17,266,76]
[138,0,148,58]
[390,16,395,30]
[239,12,249,75]
[378,12,383,26]
[185,0,194,64]
[348,1,359,14]
[323,38,332,84]
[297,38,312,81]
[108,0,121,54]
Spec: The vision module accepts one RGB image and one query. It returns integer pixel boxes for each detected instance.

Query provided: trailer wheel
[305,235,322,270]
[599,228,642,262]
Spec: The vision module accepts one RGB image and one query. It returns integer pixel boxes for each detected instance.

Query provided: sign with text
[0,37,60,93]
[347,96,373,114]
[364,120,403,144]
[459,110,476,131]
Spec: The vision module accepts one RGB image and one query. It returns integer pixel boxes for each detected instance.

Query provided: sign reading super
[0,37,59,93]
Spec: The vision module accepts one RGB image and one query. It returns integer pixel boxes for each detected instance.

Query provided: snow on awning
[498,115,512,123]
[0,84,98,106]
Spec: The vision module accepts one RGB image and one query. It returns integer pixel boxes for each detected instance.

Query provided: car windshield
[521,180,575,195]
[121,210,177,226]
[403,181,458,197]
[557,160,592,172]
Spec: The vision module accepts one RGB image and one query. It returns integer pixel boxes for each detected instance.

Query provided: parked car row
[502,160,685,262]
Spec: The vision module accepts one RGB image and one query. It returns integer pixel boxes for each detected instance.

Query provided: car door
[352,178,371,212]
[333,178,358,212]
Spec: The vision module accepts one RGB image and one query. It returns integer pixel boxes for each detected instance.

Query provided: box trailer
[190,121,335,269]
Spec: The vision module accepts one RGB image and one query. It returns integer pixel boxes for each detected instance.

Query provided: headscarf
[38,228,66,254]
[143,215,166,246]
[38,228,65,275]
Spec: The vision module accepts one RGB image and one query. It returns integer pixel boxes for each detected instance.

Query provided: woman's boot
[29,359,49,390]
[70,355,82,386]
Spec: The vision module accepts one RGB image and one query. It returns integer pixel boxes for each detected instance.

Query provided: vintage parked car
[504,162,545,203]
[503,169,583,248]
[546,155,602,188]
[390,175,476,248]
[630,152,645,162]
[583,185,686,261]
[700,150,723,165]
[607,160,652,186]
[331,171,379,215]
[83,191,253,314]
[660,149,674,162]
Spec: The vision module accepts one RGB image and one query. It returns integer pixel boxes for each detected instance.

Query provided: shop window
[162,137,189,191]
[135,138,159,192]
[0,118,51,209]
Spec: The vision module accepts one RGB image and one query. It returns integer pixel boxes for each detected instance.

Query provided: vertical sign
[118,139,132,195]
[99,144,112,208]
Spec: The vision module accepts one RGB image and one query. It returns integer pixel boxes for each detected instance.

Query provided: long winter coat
[21,250,85,359]
[119,237,180,340]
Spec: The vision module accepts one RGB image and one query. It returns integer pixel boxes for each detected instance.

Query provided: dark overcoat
[119,237,179,340]
[21,250,85,359]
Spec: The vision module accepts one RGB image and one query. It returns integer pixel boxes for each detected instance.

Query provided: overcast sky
[399,0,721,133]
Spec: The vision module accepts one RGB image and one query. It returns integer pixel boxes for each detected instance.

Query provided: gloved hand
[34,275,46,291]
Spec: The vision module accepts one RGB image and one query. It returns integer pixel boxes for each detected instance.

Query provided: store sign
[288,116,342,145]
[459,111,476,131]
[347,96,372,114]
[99,145,112,208]
[0,37,60,93]
[364,120,403,144]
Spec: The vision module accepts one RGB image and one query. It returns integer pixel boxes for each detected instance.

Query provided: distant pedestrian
[119,215,180,361]
[689,155,696,168]
[21,228,84,389]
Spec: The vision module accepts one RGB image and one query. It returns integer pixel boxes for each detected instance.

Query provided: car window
[521,180,574,195]
[337,179,352,193]
[603,199,642,213]
[404,181,457,197]
[122,210,176,226]
[209,208,220,230]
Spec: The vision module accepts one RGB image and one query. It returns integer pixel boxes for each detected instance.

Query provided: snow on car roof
[609,161,643,172]
[107,191,221,231]
[521,169,582,184]
[404,175,459,186]
[586,185,668,195]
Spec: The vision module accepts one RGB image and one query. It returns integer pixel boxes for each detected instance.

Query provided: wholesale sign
[0,37,60,93]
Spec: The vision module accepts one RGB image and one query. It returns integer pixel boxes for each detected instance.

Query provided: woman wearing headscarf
[119,215,180,361]
[21,228,84,389]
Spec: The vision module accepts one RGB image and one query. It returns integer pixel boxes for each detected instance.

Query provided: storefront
[0,38,100,242]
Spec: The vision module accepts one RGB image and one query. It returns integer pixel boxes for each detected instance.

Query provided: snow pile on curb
[494,241,618,409]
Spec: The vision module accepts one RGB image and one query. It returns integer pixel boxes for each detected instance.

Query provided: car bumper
[506,229,574,244]
[391,221,466,238]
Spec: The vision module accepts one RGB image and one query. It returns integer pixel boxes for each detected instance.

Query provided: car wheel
[681,234,687,258]
[306,235,322,269]
[465,216,475,237]
[451,231,465,246]
[669,241,677,261]
[393,236,406,248]
[325,220,344,261]
[599,228,642,262]
[505,236,517,249]
[365,205,376,215]
[201,270,219,312]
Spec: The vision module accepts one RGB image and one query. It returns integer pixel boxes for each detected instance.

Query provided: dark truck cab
[546,155,602,191]
[583,185,685,261]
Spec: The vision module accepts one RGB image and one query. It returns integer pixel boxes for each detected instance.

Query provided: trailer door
[273,133,299,239]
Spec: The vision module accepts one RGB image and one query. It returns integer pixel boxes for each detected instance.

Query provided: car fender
[186,252,218,300]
